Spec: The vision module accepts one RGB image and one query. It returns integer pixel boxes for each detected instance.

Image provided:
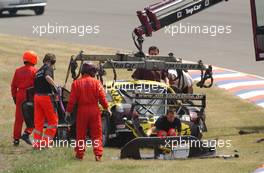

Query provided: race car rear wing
[102,60,206,71]
[65,51,213,88]
[72,51,180,62]
[71,51,206,70]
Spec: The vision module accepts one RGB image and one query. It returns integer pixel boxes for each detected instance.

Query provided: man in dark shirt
[131,46,168,83]
[32,53,58,149]
[34,61,55,94]
[154,109,181,137]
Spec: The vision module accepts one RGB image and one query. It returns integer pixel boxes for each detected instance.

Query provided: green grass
[0,34,264,173]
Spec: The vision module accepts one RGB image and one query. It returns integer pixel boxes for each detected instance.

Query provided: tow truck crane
[65,0,234,87]
[131,0,264,62]
[132,0,228,54]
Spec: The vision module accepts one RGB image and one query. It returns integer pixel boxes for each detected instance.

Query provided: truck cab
[251,0,264,61]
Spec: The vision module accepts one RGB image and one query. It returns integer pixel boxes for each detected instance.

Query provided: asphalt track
[0,0,264,76]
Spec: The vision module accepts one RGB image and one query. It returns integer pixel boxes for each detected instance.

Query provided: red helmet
[23,51,38,65]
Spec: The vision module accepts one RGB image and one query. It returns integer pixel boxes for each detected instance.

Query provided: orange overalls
[32,64,58,149]
[11,65,37,140]
[66,75,108,158]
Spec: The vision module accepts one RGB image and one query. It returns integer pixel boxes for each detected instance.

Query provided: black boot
[13,139,19,146]
[21,133,32,145]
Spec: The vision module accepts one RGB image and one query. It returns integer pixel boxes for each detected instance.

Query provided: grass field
[0,34,263,173]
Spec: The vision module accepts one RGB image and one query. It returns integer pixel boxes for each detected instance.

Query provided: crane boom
[133,0,228,53]
[134,0,228,37]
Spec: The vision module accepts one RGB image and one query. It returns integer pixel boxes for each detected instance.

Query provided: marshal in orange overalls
[66,74,109,160]
[11,51,38,146]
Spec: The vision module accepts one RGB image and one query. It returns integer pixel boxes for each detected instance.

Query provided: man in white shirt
[167,69,193,94]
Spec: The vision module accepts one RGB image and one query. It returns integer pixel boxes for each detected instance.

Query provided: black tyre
[199,119,208,132]
[34,6,45,15]
[102,112,110,146]
[9,9,17,16]
[191,124,203,139]
[109,133,134,148]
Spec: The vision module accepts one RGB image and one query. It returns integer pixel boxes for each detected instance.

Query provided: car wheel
[34,6,45,15]
[102,112,110,146]
[9,9,17,16]
[200,119,208,132]
[191,124,203,139]
[112,133,134,148]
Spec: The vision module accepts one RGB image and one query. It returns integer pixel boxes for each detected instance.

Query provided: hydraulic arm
[133,0,228,52]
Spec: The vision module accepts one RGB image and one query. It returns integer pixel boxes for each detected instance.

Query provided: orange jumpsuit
[11,65,37,140]
[33,64,58,148]
[66,75,108,158]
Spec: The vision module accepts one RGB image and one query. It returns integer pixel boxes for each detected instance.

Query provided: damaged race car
[20,0,241,160]
[22,51,212,149]
[103,80,208,147]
